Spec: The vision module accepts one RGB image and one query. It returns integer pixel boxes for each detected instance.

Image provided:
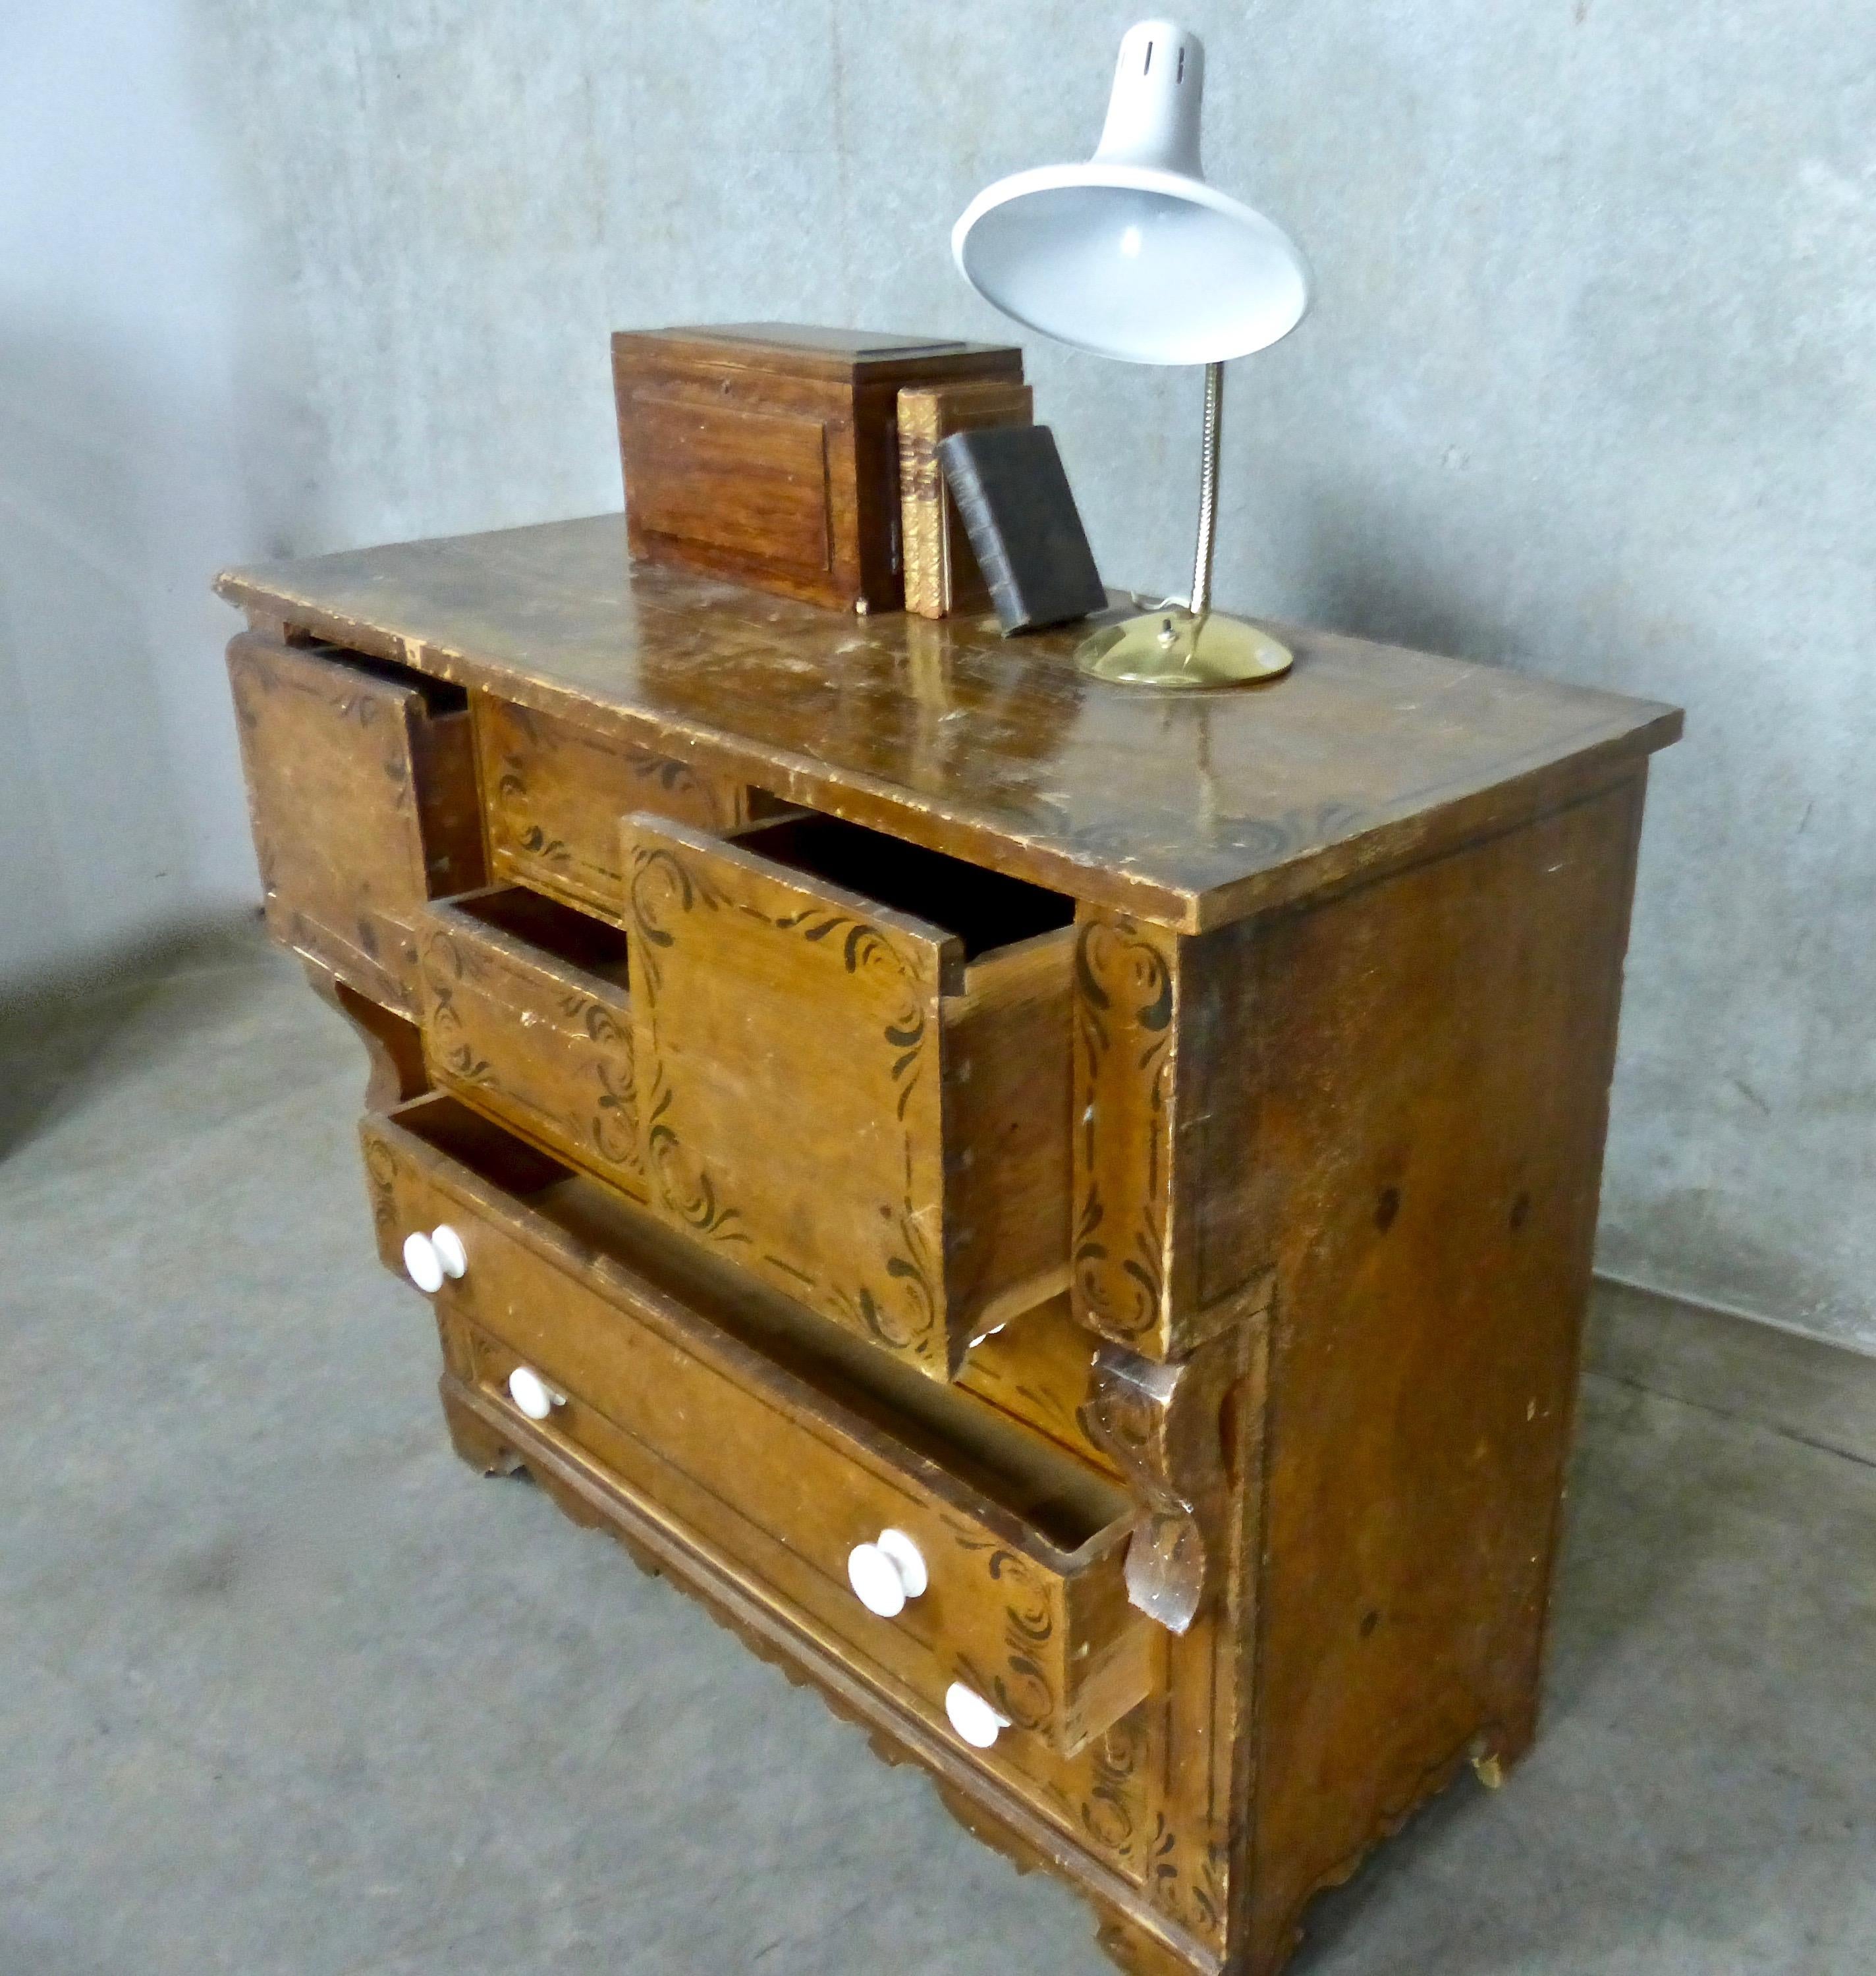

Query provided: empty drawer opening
[731,813,1074,960]
[391,1093,1123,1554]
[441,883,630,987]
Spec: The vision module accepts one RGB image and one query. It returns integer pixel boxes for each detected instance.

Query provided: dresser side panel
[1234,771,1649,1972]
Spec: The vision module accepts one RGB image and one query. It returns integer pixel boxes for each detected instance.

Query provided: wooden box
[611,323,1024,613]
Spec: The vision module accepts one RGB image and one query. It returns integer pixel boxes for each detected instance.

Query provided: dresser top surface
[216,513,1680,931]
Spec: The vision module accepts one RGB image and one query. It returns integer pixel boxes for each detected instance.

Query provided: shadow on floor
[0,912,269,1157]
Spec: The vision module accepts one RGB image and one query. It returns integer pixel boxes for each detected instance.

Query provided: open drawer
[416,884,646,1205]
[227,633,484,1014]
[622,810,1076,1382]
[362,1093,1159,1765]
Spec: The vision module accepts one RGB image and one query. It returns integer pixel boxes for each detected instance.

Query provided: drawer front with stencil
[415,885,645,1205]
[622,810,1076,1383]
[227,632,484,1015]
[475,693,773,922]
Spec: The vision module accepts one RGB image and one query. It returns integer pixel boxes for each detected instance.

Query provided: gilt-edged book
[934,424,1107,635]
[898,380,1035,618]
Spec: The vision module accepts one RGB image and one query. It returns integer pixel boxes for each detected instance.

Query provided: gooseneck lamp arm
[1190,360,1223,619]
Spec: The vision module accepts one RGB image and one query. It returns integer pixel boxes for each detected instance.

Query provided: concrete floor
[3,925,1872,1976]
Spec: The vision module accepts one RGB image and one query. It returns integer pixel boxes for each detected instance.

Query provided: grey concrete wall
[1,1,1869,1351]
[0,3,261,981]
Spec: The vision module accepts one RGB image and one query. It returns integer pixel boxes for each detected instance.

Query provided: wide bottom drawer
[362,1095,1164,1874]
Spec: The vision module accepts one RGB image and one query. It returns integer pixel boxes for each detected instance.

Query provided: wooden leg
[1472,1693,1541,1788]
[531,1460,611,1533]
[440,1382,521,1477]
[1093,1915,1214,1976]
[304,959,429,1110]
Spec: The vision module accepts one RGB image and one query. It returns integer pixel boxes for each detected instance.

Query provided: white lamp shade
[952,20,1310,366]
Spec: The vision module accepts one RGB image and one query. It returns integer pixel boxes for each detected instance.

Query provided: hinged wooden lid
[613,322,1023,384]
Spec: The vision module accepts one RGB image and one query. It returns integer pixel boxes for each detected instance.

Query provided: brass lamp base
[1076,605,1294,689]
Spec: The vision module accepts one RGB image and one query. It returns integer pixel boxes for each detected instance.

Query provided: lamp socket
[1094,19,1206,177]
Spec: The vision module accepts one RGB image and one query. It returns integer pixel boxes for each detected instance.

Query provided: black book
[935,424,1107,635]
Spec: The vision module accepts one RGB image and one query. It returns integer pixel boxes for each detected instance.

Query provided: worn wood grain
[475,689,771,921]
[615,325,1023,612]
[217,514,1681,935]
[226,632,484,1012]
[954,1293,1113,1475]
[622,810,1074,1381]
[1225,773,1649,1973]
[416,885,646,1203]
[302,960,429,1112]
[435,1374,1205,1976]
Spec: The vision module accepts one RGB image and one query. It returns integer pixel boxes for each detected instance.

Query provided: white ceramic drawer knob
[507,1365,563,1422]
[846,1527,928,1618]
[945,1682,1010,1750]
[430,1225,468,1278]
[402,1224,466,1294]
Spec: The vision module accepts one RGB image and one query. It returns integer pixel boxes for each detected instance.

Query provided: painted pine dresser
[215,514,1680,1976]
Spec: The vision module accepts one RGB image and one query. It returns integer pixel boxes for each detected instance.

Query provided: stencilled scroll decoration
[1145,1815,1229,1940]
[583,998,641,1172]
[420,927,496,1085]
[628,745,719,810]
[1072,912,1179,1350]
[483,698,749,906]
[488,704,570,877]
[362,1130,402,1249]
[936,1519,1159,1887]
[626,833,945,1363]
[489,709,573,879]
[1078,1711,1148,1861]
[948,1535,1059,1739]
[1089,1321,1261,1952]
[418,918,645,1195]
[628,844,750,1248]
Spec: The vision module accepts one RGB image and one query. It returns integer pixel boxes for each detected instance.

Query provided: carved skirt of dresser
[217,514,1679,1976]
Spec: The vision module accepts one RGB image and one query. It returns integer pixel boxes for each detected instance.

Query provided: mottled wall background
[2,1,1870,1350]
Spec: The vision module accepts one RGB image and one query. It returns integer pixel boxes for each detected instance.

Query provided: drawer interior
[731,812,1075,962]
[327,645,470,717]
[439,883,631,989]
[397,1095,1122,1551]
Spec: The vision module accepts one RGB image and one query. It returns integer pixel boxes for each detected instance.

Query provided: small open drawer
[416,885,645,1204]
[364,1094,1160,1764]
[227,633,485,1014]
[622,810,1076,1382]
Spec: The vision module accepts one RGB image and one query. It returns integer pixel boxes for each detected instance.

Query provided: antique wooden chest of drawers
[217,516,1680,1976]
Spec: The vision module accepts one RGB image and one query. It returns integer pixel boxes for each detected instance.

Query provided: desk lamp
[952,18,1310,686]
